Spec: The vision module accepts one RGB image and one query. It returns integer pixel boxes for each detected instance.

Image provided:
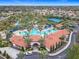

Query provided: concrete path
[0,47,20,59]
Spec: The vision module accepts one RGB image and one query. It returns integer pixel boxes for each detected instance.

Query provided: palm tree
[6,53,11,59]
[25,38,31,43]
[39,49,48,59]
[3,50,6,56]
[39,38,45,49]
[59,35,65,41]
[50,46,53,53]
[0,50,2,54]
[17,52,25,59]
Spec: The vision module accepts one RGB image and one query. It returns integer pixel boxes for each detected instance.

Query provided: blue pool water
[19,28,57,36]
[29,28,40,35]
[41,29,57,36]
[19,31,28,36]
[48,18,62,23]
[15,21,19,26]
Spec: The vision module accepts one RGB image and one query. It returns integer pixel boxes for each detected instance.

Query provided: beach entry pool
[29,28,40,35]
[48,18,62,23]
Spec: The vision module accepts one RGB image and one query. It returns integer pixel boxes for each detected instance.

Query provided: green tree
[39,50,48,59]
[6,54,10,59]
[3,50,6,56]
[59,35,65,40]
[39,39,44,46]
[0,50,2,54]
[17,52,25,59]
[21,47,25,52]
[50,46,53,53]
[55,42,58,50]
[24,38,31,44]
[49,46,55,53]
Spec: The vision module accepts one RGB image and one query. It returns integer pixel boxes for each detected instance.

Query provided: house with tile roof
[10,35,28,48]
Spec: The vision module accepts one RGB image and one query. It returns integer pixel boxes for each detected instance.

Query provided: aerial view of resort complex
[0,6,79,59]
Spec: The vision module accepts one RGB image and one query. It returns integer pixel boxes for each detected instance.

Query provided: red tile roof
[44,29,70,49]
[29,35,41,42]
[11,35,27,47]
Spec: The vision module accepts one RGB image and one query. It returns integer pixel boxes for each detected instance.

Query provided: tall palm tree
[39,49,48,59]
[17,52,25,59]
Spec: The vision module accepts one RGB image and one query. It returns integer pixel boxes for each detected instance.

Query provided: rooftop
[44,29,69,49]
[11,35,27,47]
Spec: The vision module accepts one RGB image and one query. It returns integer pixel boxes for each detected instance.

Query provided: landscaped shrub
[3,50,6,56]
[0,38,11,47]
[6,53,11,59]
[58,42,61,47]
[26,48,33,51]
[21,47,25,52]
[24,38,31,44]
[55,42,58,50]
[50,46,53,53]
[40,45,46,49]
[17,52,25,59]
[0,50,11,59]
[39,45,46,51]
[0,50,2,54]
[59,35,65,40]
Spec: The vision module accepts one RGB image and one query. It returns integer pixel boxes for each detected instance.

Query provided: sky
[0,0,79,6]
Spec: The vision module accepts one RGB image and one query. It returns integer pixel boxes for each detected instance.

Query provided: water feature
[48,18,62,23]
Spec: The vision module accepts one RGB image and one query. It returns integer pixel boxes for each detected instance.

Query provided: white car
[25,52,29,55]
[25,51,32,55]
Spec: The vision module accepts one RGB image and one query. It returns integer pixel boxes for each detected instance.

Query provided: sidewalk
[0,47,20,59]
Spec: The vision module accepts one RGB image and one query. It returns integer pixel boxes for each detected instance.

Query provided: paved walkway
[0,47,20,59]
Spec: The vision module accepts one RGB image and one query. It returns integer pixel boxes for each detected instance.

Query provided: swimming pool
[19,31,28,36]
[41,28,57,36]
[48,18,62,23]
[19,28,57,36]
[29,28,57,36]
[29,28,40,35]
[15,21,19,26]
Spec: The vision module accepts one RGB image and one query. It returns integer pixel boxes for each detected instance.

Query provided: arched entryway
[31,42,40,50]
